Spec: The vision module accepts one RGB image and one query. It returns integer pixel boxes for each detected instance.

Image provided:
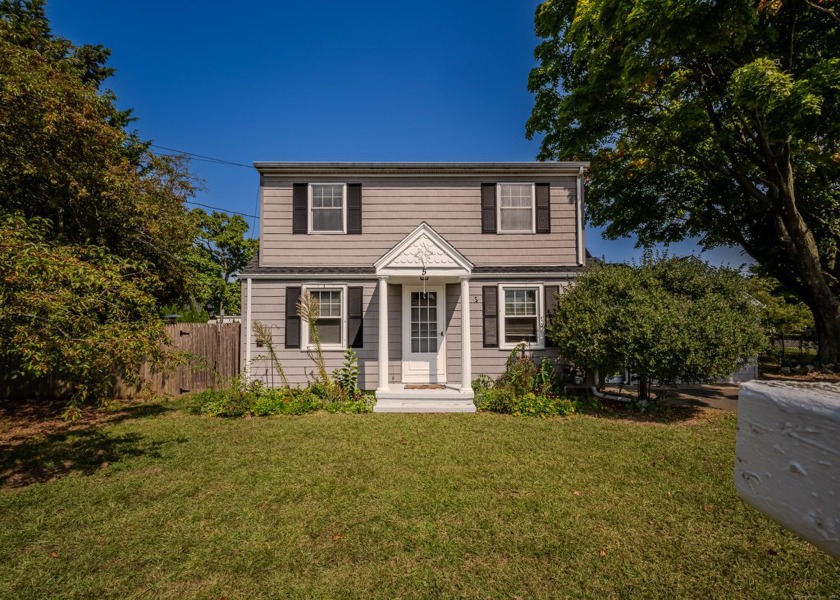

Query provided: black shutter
[347,183,362,234]
[536,183,551,234]
[348,286,363,348]
[482,285,498,348]
[544,285,559,347]
[285,287,301,348]
[481,183,496,234]
[292,183,307,234]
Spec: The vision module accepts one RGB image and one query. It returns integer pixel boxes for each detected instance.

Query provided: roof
[252,162,589,177]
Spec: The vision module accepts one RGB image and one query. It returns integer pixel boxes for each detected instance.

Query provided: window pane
[500,207,532,232]
[505,289,537,316]
[312,208,343,231]
[318,319,341,345]
[505,317,537,343]
[312,184,343,208]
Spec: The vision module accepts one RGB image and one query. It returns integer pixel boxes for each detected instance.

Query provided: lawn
[1,399,837,599]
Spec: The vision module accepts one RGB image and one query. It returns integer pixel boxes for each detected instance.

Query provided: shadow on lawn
[578,397,711,425]
[0,399,178,489]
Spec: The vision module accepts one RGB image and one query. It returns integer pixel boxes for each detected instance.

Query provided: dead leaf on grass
[50,551,58,558]
[599,550,607,558]
[332,533,342,541]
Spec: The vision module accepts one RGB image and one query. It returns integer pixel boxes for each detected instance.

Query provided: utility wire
[150,144,253,169]
[185,200,260,220]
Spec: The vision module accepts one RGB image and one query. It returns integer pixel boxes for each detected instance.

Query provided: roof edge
[252,161,590,176]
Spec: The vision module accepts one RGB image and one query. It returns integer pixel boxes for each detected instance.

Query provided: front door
[402,286,446,383]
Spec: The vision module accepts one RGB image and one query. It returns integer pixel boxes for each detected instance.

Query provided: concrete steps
[374,386,476,413]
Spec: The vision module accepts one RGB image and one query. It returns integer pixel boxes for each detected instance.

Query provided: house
[239,162,589,411]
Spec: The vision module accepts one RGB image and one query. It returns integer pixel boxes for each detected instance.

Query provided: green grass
[1,400,837,599]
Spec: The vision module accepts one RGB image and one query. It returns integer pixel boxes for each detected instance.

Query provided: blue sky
[47,0,750,267]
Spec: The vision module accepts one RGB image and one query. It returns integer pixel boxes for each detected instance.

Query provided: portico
[372,223,474,408]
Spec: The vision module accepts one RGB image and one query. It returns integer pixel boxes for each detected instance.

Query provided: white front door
[402,286,446,383]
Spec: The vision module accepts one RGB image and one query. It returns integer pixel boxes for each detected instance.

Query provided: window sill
[499,342,546,351]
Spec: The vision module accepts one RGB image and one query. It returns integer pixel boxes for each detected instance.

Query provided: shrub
[473,346,576,417]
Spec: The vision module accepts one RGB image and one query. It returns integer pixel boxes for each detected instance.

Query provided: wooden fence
[1,323,241,400]
[116,323,241,398]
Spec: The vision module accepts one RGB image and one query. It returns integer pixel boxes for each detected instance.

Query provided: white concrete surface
[735,381,840,559]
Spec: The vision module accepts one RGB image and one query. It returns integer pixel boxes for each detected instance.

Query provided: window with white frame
[310,184,346,233]
[498,183,535,233]
[302,287,345,349]
[499,285,543,349]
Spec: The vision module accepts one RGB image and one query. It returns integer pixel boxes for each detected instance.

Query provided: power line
[150,144,253,169]
[185,200,260,220]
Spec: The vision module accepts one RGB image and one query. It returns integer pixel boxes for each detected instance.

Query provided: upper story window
[498,183,535,233]
[310,184,346,233]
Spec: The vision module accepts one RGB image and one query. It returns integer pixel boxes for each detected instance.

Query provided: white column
[460,277,472,392]
[377,276,390,392]
[244,277,252,382]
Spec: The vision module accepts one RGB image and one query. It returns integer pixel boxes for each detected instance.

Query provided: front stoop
[373,386,476,413]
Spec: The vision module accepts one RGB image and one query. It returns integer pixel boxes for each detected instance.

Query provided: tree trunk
[814,302,840,365]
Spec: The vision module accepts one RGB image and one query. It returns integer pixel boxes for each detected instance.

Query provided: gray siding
[467,280,570,380]
[245,280,381,389]
[260,177,580,268]
[244,278,572,389]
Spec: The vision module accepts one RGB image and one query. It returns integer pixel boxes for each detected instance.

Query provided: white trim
[300,284,348,351]
[374,221,473,277]
[307,183,347,234]
[496,183,536,234]
[239,271,581,281]
[401,285,447,384]
[377,277,390,392]
[498,283,545,350]
[460,277,472,392]
[244,277,252,381]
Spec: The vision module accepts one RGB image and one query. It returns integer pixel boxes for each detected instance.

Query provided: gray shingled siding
[260,176,580,269]
[243,278,571,390]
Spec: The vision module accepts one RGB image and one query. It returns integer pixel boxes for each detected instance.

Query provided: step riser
[374,400,476,414]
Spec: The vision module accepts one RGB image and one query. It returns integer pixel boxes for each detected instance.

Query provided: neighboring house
[239,162,589,411]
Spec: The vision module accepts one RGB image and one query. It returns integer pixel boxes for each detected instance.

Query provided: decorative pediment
[375,222,473,277]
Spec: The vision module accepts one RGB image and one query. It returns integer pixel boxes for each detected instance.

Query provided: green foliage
[0,4,198,304]
[192,377,374,418]
[473,345,576,416]
[474,388,577,418]
[0,1,202,409]
[528,0,840,362]
[0,215,171,411]
[547,256,768,396]
[186,209,258,317]
[746,272,814,337]
[496,343,541,397]
[332,348,359,393]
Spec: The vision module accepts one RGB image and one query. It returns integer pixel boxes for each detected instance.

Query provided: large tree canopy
[547,257,767,399]
[0,0,197,303]
[0,1,199,406]
[527,0,840,362]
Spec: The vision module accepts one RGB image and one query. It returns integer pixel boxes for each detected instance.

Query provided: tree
[186,209,258,318]
[547,257,767,399]
[0,0,198,304]
[527,0,840,362]
[0,216,170,413]
[0,1,198,407]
